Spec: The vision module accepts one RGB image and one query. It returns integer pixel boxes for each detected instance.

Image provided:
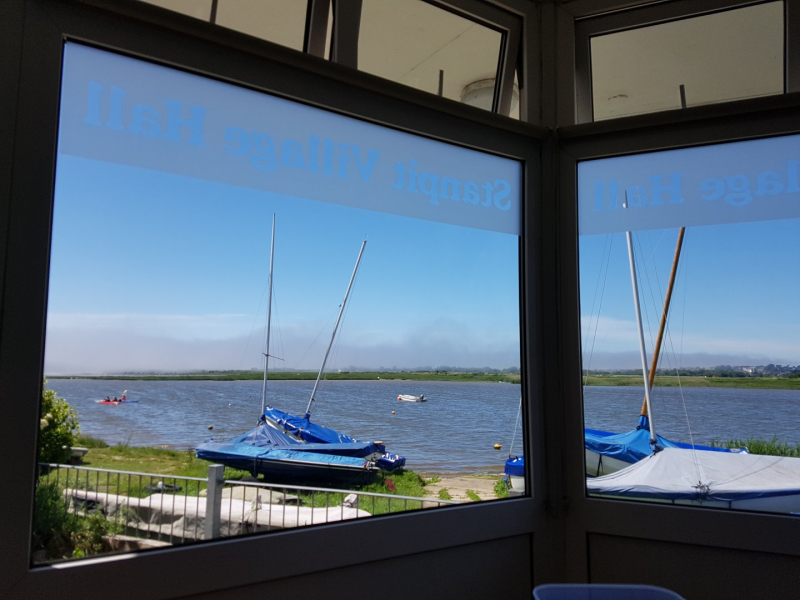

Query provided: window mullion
[331,0,361,69]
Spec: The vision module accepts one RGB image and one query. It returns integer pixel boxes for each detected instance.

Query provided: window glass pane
[34,42,524,563]
[359,0,503,112]
[591,2,784,121]
[578,135,800,515]
[215,0,307,51]
[141,0,212,21]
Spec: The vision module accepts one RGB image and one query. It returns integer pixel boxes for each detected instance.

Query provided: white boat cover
[587,447,800,503]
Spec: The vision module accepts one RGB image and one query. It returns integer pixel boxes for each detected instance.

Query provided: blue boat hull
[196,442,380,487]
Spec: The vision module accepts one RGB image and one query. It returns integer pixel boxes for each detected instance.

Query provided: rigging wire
[656,234,703,484]
[635,231,659,357]
[583,234,611,352]
[509,396,522,456]
[584,233,614,381]
[328,250,363,380]
[237,269,272,371]
[270,289,288,402]
[291,309,338,371]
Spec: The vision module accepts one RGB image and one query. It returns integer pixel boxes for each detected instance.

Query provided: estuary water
[45,379,800,474]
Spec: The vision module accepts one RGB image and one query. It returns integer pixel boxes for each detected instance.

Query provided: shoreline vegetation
[48,370,522,384]
[70,436,506,500]
[46,371,800,389]
[581,374,800,390]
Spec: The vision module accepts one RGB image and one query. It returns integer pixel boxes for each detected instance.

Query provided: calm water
[46,379,800,474]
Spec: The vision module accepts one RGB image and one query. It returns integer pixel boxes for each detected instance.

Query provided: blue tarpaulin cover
[215,420,384,457]
[505,455,524,477]
[504,426,741,479]
[585,423,740,466]
[196,408,406,482]
[262,406,360,444]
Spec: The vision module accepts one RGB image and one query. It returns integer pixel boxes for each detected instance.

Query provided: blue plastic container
[533,584,686,600]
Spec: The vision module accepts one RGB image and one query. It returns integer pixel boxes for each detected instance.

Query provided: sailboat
[584,226,742,477]
[586,220,800,514]
[196,217,405,487]
[503,226,737,494]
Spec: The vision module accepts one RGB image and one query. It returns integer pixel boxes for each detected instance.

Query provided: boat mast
[639,227,685,424]
[624,198,658,444]
[260,214,276,417]
[639,86,690,426]
[304,239,367,420]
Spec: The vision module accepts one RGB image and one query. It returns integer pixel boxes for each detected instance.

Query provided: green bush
[39,382,80,464]
[32,480,118,561]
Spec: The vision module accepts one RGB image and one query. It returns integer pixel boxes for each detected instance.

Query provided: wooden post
[204,464,224,540]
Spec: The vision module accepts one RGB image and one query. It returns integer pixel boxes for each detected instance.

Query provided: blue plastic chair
[533,584,686,600]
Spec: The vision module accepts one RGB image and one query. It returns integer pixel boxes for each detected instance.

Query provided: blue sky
[580,218,800,370]
[44,155,800,374]
[44,156,521,374]
[46,43,799,374]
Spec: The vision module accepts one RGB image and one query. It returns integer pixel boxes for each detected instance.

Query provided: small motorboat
[397,394,426,403]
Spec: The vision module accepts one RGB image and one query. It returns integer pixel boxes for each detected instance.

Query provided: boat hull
[196,443,380,488]
[397,394,426,402]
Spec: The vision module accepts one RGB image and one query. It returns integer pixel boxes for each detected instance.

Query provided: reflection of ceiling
[142,0,783,124]
[144,0,212,21]
[359,0,502,103]
[143,0,517,117]
[591,2,784,120]
[215,0,306,51]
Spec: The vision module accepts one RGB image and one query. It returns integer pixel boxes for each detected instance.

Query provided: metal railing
[37,463,458,554]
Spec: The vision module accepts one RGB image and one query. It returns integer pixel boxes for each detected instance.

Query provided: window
[141,0,308,51]
[34,41,524,563]
[579,1,786,121]
[578,134,800,515]
[358,0,505,111]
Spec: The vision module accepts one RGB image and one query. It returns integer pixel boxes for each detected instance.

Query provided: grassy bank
[582,374,800,390]
[48,370,521,384]
[712,437,800,457]
[64,439,464,512]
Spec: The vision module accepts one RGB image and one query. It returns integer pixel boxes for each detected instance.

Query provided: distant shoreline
[46,370,521,384]
[582,374,800,390]
[45,372,800,389]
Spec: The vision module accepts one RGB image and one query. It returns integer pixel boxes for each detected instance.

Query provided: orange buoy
[493,443,502,450]
[391,411,396,415]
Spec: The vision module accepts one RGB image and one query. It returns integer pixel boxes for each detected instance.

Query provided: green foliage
[465,490,481,502]
[50,370,522,384]
[39,383,80,464]
[712,437,800,457]
[582,374,800,390]
[76,435,109,449]
[31,480,119,562]
[293,470,431,515]
[438,488,452,501]
[425,476,441,484]
[494,478,509,499]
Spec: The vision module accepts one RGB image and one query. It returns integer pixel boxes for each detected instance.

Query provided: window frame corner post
[330,0,362,69]
[304,0,331,58]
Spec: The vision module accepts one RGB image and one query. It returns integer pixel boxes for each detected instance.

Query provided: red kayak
[96,394,134,405]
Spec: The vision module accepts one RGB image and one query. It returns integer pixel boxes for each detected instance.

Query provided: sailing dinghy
[588,447,800,514]
[197,218,405,487]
